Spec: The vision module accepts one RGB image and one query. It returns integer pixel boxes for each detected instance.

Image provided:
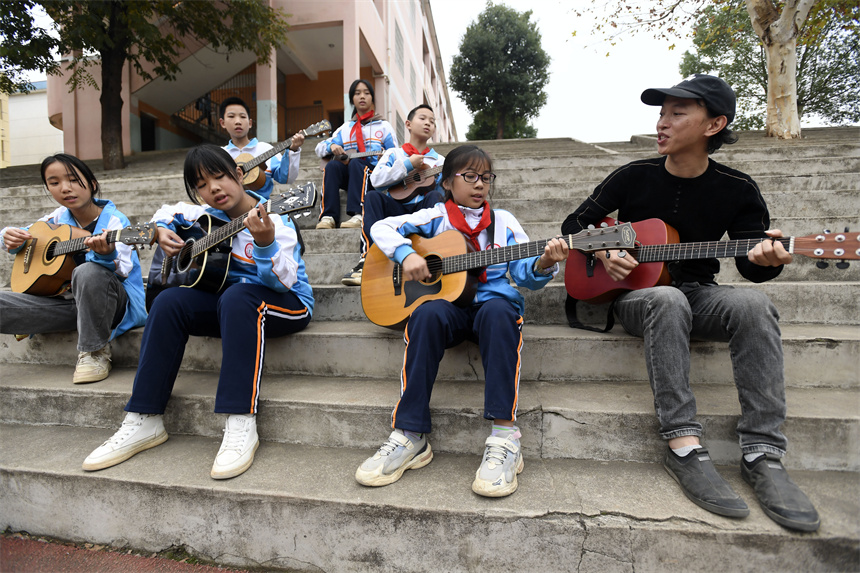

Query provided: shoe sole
[341,222,361,228]
[355,444,433,487]
[315,224,336,229]
[664,463,750,518]
[73,368,111,384]
[82,431,168,471]
[210,439,259,480]
[471,453,524,498]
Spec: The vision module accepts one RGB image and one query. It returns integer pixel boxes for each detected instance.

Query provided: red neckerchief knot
[350,110,375,152]
[444,199,492,283]
[402,143,430,156]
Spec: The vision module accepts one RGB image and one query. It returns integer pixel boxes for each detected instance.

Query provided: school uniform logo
[375,130,384,139]
[244,243,254,258]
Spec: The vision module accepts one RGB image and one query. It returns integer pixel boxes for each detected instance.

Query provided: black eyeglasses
[455,172,496,184]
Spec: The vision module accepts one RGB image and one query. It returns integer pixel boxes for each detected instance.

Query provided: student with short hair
[342,104,445,286]
[0,154,146,384]
[314,79,397,229]
[220,96,303,200]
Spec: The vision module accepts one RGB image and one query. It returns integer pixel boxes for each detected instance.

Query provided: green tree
[575,0,858,139]
[449,3,550,140]
[680,2,859,130]
[466,110,537,140]
[0,0,290,170]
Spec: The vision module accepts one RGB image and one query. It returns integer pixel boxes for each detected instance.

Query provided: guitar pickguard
[403,279,443,307]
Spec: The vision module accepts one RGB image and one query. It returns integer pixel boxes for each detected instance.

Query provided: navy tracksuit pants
[391,298,524,434]
[126,284,311,415]
[320,157,374,225]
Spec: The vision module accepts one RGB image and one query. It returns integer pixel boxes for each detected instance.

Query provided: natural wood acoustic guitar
[361,223,636,329]
[565,217,860,303]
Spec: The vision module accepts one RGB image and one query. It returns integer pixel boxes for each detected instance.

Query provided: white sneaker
[82,412,168,471]
[73,346,112,384]
[211,414,259,479]
[341,214,362,228]
[316,216,336,229]
[471,435,524,497]
[355,429,433,486]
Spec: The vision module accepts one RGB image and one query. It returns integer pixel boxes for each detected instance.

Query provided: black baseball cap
[641,74,736,124]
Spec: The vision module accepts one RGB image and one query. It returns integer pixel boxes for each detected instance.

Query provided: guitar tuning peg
[587,224,595,229]
[599,222,608,228]
[816,261,829,269]
[823,228,831,234]
[836,261,850,270]
[844,227,851,233]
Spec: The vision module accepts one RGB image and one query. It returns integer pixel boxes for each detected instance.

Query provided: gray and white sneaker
[355,429,433,486]
[211,414,259,480]
[82,412,168,471]
[472,435,524,497]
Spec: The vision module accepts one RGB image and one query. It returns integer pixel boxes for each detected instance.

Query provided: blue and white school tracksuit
[223,138,301,200]
[360,147,445,257]
[126,193,314,415]
[370,203,559,433]
[314,119,397,225]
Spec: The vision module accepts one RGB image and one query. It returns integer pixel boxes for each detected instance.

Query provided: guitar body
[388,168,439,202]
[234,152,268,191]
[11,221,85,296]
[164,214,233,292]
[565,218,676,303]
[361,231,478,329]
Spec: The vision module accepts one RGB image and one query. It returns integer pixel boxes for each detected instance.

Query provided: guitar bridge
[392,264,402,296]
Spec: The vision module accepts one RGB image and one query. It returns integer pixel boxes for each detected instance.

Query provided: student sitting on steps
[220,96,303,200]
[0,153,146,384]
[314,79,397,230]
[561,74,819,531]
[82,144,313,480]
[342,104,446,286]
[355,144,568,497]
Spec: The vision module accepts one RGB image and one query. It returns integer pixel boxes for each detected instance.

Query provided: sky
[428,0,698,143]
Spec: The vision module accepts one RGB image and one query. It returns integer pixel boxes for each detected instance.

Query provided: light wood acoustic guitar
[235,120,331,191]
[149,182,317,301]
[11,221,157,296]
[387,165,444,202]
[565,217,860,304]
[361,223,636,329]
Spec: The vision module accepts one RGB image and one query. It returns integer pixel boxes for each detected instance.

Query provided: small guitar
[11,221,156,296]
[387,165,444,202]
[565,218,860,304]
[318,149,385,171]
[153,183,317,297]
[361,224,636,329]
[235,120,331,191]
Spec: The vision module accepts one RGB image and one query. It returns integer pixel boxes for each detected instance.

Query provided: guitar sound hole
[176,238,195,272]
[421,254,442,283]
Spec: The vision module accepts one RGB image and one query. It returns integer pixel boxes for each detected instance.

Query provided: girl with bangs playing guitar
[0,153,147,384]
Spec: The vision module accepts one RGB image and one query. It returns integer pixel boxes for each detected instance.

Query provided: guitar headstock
[303,120,332,138]
[794,228,859,268]
[567,223,637,252]
[270,182,318,218]
[119,222,157,246]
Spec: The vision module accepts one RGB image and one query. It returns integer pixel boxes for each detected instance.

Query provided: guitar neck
[401,165,443,185]
[634,237,793,263]
[242,133,302,172]
[189,209,261,258]
[51,229,124,256]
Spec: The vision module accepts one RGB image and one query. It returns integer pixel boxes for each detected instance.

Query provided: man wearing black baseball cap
[562,74,820,531]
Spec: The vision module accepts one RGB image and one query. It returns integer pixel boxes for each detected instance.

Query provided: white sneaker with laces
[82,412,168,471]
[341,214,363,228]
[316,216,336,229]
[471,435,524,497]
[355,429,433,486]
[73,346,112,384]
[211,414,259,479]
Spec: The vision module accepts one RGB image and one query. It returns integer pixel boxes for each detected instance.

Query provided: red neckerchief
[402,143,430,156]
[445,199,492,282]
[350,110,375,152]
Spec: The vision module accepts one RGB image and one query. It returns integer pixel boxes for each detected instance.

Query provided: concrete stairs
[1,127,859,571]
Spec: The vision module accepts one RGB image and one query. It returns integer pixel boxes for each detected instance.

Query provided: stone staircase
[0,127,858,571]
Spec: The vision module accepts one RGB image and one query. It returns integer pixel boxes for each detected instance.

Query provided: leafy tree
[0,0,290,170]
[575,0,858,139]
[449,3,550,140]
[680,2,859,130]
[466,109,537,140]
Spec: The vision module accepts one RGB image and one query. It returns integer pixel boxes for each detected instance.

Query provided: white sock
[671,444,703,457]
[744,452,765,463]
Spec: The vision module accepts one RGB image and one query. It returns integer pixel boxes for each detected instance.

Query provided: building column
[343,16,361,118]
[256,47,278,143]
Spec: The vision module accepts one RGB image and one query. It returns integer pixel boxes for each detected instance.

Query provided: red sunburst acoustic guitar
[565,218,860,304]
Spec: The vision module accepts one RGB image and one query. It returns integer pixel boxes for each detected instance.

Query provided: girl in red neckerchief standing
[354,144,568,498]
[314,79,397,229]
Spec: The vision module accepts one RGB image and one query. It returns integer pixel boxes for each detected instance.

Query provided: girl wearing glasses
[355,144,568,497]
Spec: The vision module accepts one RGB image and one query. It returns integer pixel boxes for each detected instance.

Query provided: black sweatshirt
[561,156,783,284]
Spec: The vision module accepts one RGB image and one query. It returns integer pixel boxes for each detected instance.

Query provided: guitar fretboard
[49,229,123,257]
[633,237,793,262]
